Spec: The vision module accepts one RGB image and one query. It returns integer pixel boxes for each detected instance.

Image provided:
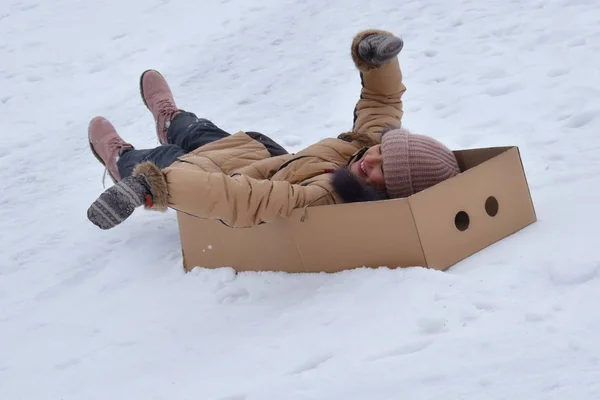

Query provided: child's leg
[167,112,289,156]
[117,145,186,179]
[166,112,231,152]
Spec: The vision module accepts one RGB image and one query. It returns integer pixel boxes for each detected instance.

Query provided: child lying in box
[87,29,459,229]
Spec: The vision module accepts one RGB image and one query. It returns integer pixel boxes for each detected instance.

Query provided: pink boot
[139,69,184,145]
[88,116,133,183]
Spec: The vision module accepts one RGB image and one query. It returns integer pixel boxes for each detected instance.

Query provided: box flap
[409,147,536,270]
[453,146,514,171]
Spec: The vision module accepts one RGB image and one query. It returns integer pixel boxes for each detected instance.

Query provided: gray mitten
[87,175,151,230]
[358,33,403,66]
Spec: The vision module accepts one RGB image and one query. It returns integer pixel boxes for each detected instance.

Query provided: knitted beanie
[381,128,460,198]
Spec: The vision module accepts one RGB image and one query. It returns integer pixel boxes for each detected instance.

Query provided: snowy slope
[2,0,600,398]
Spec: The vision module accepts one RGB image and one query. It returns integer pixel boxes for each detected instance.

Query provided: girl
[87,29,459,229]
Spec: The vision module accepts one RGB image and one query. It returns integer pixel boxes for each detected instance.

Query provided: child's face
[349,145,386,190]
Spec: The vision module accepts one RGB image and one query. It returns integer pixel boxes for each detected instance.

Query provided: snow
[2,0,600,398]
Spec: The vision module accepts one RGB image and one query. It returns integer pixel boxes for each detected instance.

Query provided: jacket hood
[330,167,387,203]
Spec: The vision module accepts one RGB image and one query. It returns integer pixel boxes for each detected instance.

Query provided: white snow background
[2,0,600,398]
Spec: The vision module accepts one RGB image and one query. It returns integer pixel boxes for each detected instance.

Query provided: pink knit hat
[381,128,460,198]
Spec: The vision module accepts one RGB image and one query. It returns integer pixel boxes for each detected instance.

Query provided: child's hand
[87,175,150,230]
[358,33,403,66]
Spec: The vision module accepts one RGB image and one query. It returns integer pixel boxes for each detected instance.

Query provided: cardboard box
[176,146,537,273]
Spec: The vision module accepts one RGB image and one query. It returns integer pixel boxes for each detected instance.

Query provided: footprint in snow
[56,358,81,370]
[484,82,522,97]
[282,135,302,146]
[216,286,250,303]
[547,67,570,78]
[115,340,136,348]
[421,374,446,384]
[460,306,480,322]
[568,38,586,47]
[364,339,433,361]
[470,295,497,312]
[111,33,127,41]
[289,353,334,374]
[24,41,43,49]
[417,316,447,334]
[480,68,509,81]
[479,377,493,387]
[88,63,107,74]
[545,153,564,162]
[439,107,462,119]
[548,262,599,286]
[479,67,509,81]
[524,307,552,323]
[565,110,597,129]
[568,340,582,352]
[20,3,39,11]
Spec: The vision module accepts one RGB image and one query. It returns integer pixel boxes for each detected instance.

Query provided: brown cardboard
[408,147,537,270]
[177,146,536,273]
[177,215,304,273]
[289,199,426,273]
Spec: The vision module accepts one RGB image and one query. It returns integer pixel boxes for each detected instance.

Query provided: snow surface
[2,0,600,398]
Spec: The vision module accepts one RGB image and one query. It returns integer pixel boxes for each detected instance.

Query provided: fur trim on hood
[330,167,388,203]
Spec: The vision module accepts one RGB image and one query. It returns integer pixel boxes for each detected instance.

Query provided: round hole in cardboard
[485,196,499,217]
[455,211,470,231]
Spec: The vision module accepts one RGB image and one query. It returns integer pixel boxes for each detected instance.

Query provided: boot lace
[101,137,132,188]
[155,99,181,142]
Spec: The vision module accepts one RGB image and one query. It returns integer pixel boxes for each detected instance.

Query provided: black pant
[117,112,288,178]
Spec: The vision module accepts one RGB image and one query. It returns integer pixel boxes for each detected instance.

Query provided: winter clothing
[87,29,459,231]
[116,112,289,179]
[357,33,403,67]
[116,113,229,178]
[117,144,186,180]
[135,29,403,227]
[139,69,184,145]
[87,175,151,230]
[88,117,133,183]
[89,161,171,230]
[167,113,232,152]
[330,167,387,204]
[381,128,460,199]
[347,29,405,146]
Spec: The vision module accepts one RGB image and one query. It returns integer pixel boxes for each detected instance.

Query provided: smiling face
[349,145,386,190]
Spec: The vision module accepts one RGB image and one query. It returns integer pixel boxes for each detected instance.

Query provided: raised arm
[350,29,407,144]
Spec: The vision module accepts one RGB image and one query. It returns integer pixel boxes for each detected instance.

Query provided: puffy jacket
[136,29,406,227]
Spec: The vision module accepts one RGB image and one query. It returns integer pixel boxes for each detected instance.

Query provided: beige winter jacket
[135,29,406,227]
